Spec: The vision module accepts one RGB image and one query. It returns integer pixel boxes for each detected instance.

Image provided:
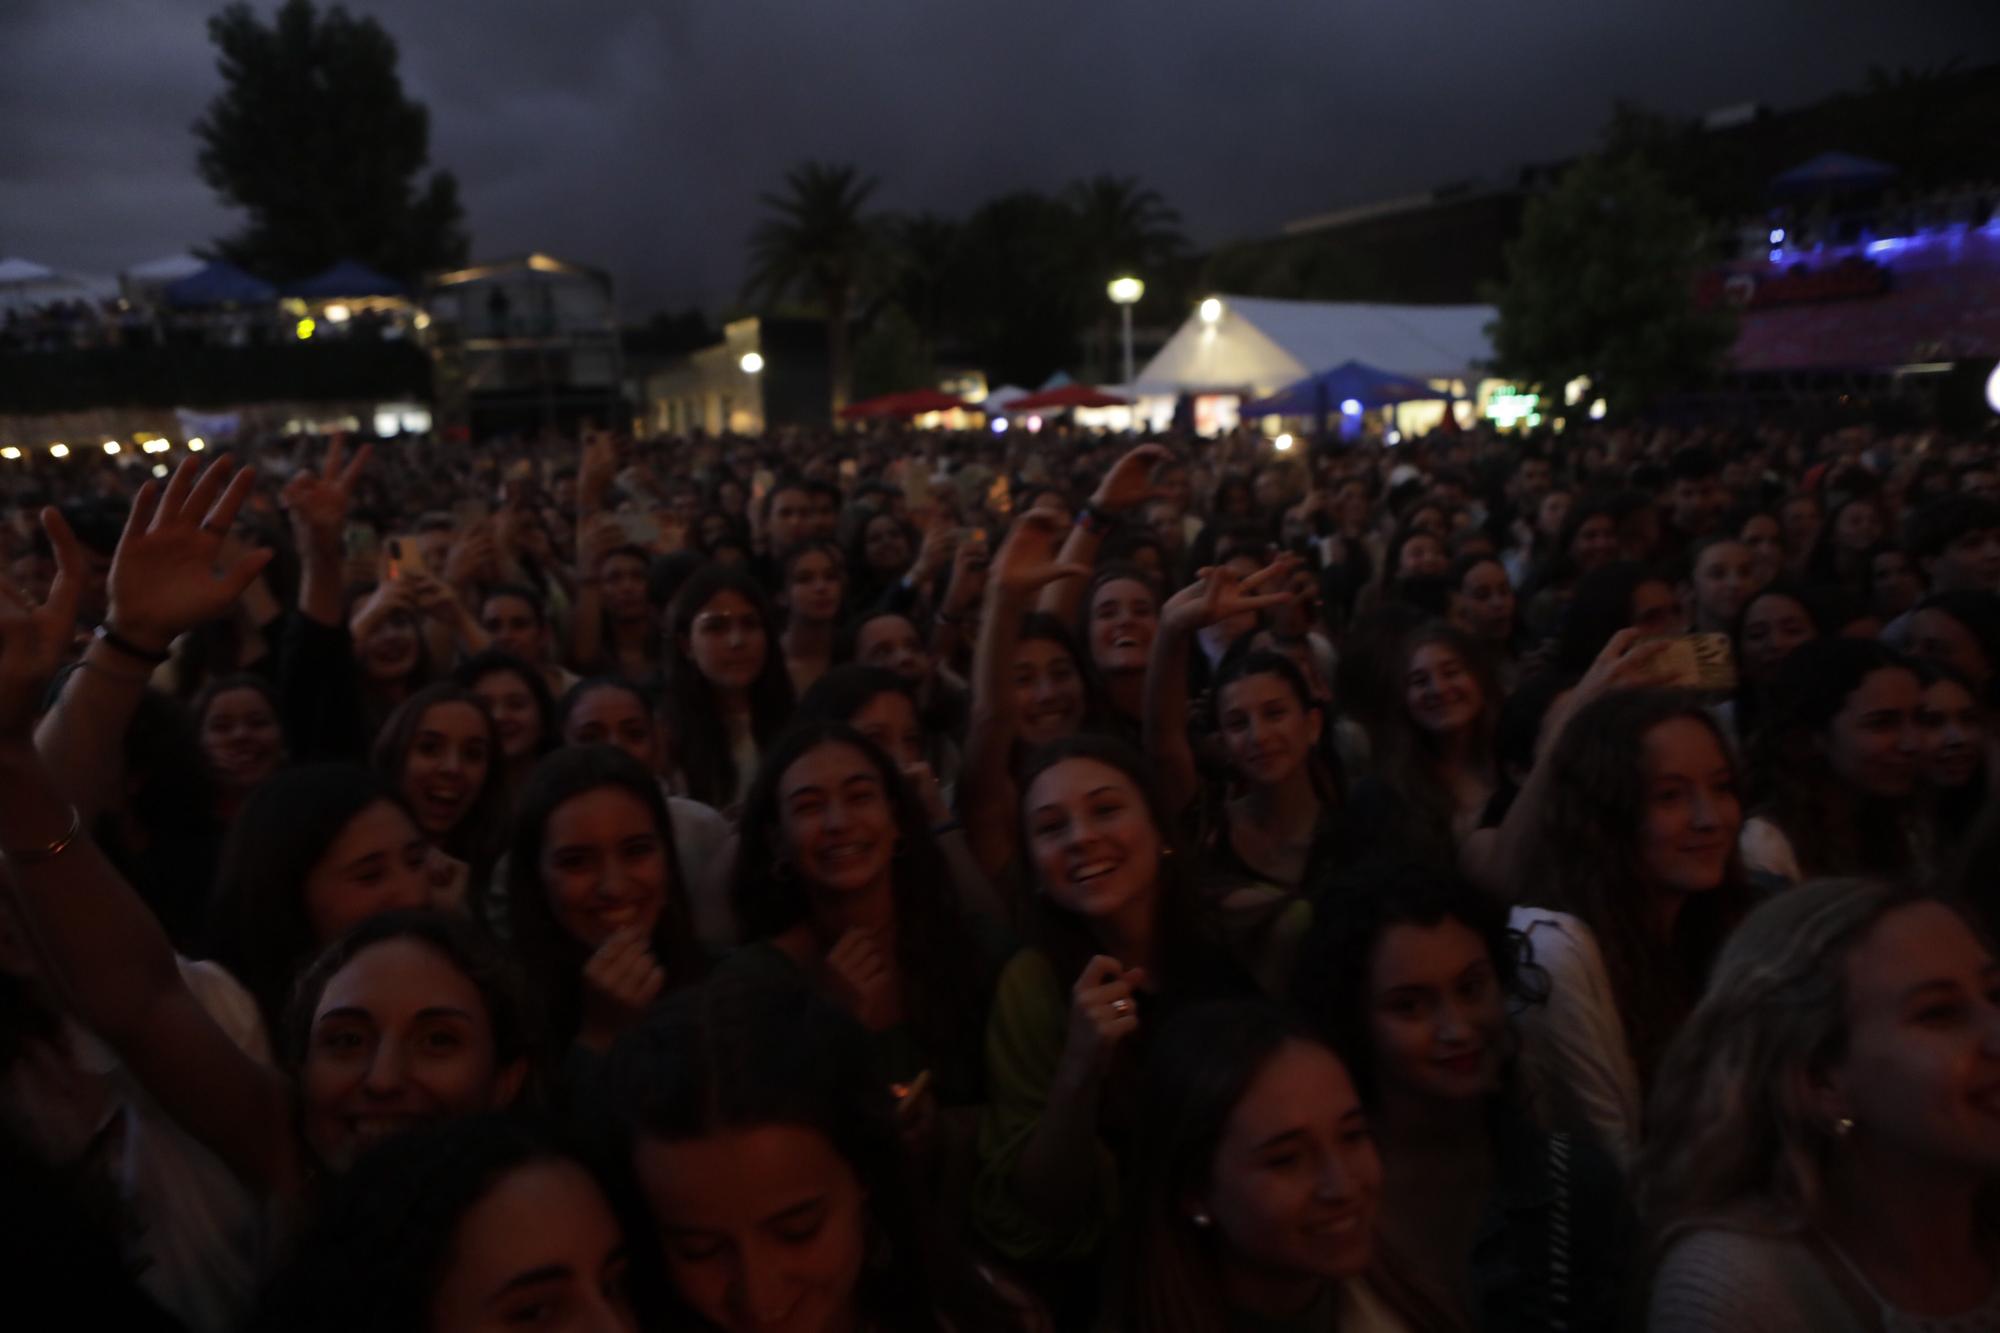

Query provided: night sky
[3,0,1994,315]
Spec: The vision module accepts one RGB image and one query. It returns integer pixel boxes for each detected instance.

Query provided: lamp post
[739,351,765,433]
[1107,276,1144,405]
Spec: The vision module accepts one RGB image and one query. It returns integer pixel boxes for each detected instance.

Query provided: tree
[1064,175,1186,380]
[1486,154,1735,415]
[743,162,884,413]
[194,0,468,286]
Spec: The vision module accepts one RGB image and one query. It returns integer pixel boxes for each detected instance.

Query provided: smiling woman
[371,683,511,911]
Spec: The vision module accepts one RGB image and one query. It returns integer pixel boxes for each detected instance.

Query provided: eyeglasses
[693,611,764,638]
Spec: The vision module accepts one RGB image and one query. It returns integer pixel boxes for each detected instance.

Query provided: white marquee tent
[0,257,117,315]
[1135,295,1496,398]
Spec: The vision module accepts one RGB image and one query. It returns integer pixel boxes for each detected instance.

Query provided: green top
[970,947,1121,1262]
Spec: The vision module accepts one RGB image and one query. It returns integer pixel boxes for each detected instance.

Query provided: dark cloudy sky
[3,0,1994,315]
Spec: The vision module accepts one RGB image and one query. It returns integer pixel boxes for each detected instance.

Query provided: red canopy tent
[837,389,967,420]
[1003,384,1130,412]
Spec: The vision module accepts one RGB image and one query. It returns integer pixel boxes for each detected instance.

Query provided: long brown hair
[1366,620,1498,854]
[1527,688,1750,1085]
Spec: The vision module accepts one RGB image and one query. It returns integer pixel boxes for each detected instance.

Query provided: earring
[1190,1211,1212,1228]
[1834,1116,1855,1139]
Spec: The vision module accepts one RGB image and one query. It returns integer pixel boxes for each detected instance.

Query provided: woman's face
[1910,608,1993,697]
[1690,541,1755,632]
[361,607,422,683]
[636,1125,868,1333]
[401,702,493,838]
[1089,577,1159,675]
[1218,672,1319,788]
[299,937,521,1172]
[1740,594,1817,684]
[1407,506,1446,539]
[470,670,542,762]
[1011,638,1085,746]
[699,512,734,550]
[1740,514,1785,587]
[1024,757,1160,925]
[430,1160,638,1333]
[1820,667,1924,800]
[1636,717,1741,896]
[686,591,768,693]
[564,688,660,772]
[1630,579,1688,638]
[1571,514,1619,574]
[600,553,651,622]
[201,686,284,792]
[1781,496,1822,550]
[1198,1041,1380,1287]
[776,742,898,897]
[541,786,670,948]
[303,800,433,944]
[718,480,747,515]
[1396,533,1446,580]
[1834,501,1883,553]
[785,550,844,624]
[1403,642,1483,737]
[1453,560,1515,644]
[862,515,910,573]
[1919,677,1984,791]
[849,690,924,770]
[1367,920,1507,1103]
[1823,902,2000,1179]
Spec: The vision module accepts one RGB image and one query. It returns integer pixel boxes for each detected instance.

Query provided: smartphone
[385,534,424,581]
[1649,632,1737,691]
[902,464,933,512]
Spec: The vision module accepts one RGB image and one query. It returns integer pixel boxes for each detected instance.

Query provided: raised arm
[1144,557,1300,816]
[1037,443,1170,621]
[959,510,1088,875]
[2,505,297,1196]
[35,456,273,819]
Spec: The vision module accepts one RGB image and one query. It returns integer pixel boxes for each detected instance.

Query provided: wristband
[3,804,83,866]
[95,624,172,666]
[1077,503,1115,537]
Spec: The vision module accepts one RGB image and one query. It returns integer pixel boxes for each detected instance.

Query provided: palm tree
[883,212,963,371]
[744,161,883,413]
[1063,175,1186,381]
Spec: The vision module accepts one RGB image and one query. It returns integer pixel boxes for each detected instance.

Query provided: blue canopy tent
[288,259,406,299]
[1771,152,1898,195]
[163,261,277,308]
[1242,359,1443,435]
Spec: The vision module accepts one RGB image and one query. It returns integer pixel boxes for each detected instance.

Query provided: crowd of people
[2,411,2000,1332]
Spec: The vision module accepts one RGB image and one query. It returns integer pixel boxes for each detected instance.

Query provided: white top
[1740,815,1803,886]
[1509,906,1643,1167]
[664,790,740,953]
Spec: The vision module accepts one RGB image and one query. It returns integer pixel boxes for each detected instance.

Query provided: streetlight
[1199,297,1223,325]
[740,352,765,375]
[1107,276,1144,401]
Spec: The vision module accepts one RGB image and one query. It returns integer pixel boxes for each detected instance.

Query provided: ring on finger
[1111,997,1134,1017]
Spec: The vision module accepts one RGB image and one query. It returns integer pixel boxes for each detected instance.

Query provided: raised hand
[1059,955,1147,1086]
[1090,443,1173,515]
[0,509,85,742]
[578,927,665,1051]
[941,530,990,616]
[443,524,497,588]
[1160,555,1301,634]
[281,438,372,554]
[989,509,1089,597]
[825,927,899,1031]
[108,456,275,653]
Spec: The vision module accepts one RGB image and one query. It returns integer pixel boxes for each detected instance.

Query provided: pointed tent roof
[1135,296,1493,395]
[123,254,207,282]
[289,259,407,299]
[0,257,58,285]
[1242,360,1443,417]
[164,261,278,308]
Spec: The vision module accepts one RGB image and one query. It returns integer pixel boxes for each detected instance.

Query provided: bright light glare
[152,463,170,478]
[50,443,70,458]
[324,303,351,323]
[187,437,206,452]
[1769,228,1785,244]
[1340,399,1362,416]
[1273,433,1294,452]
[1589,398,1609,420]
[740,352,765,374]
[991,417,1009,434]
[1386,430,1402,445]
[103,441,121,455]
[296,317,315,340]
[1027,415,1044,432]
[1198,297,1223,324]
[1107,276,1144,305]
[1985,361,2000,415]
[0,447,20,460]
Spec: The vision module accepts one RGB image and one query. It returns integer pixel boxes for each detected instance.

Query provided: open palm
[107,456,274,651]
[0,509,85,739]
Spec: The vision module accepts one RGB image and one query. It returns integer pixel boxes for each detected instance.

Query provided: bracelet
[1077,503,1116,537]
[4,805,83,866]
[95,624,172,666]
